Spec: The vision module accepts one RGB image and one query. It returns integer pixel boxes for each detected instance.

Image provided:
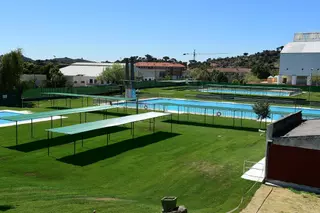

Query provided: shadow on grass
[0,205,15,211]
[89,110,131,117]
[7,127,129,152]
[58,131,180,166]
[163,119,259,132]
[47,106,72,110]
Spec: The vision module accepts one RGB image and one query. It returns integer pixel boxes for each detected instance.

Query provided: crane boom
[183,49,229,61]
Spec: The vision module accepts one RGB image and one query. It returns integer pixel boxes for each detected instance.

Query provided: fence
[112,100,320,131]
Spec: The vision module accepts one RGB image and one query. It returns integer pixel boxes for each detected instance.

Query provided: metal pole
[107,133,109,146]
[31,119,33,138]
[60,115,63,126]
[80,113,82,124]
[85,112,87,122]
[82,135,84,147]
[178,106,180,121]
[204,108,207,124]
[212,109,215,124]
[87,97,89,106]
[171,114,173,133]
[82,97,84,107]
[233,110,235,127]
[241,111,243,127]
[47,131,50,156]
[74,141,76,155]
[153,118,155,133]
[15,121,18,146]
[50,116,53,138]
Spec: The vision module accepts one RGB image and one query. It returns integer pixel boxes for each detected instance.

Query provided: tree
[163,56,170,62]
[98,64,124,84]
[0,48,24,92]
[243,53,249,56]
[215,71,228,83]
[251,64,270,79]
[145,54,154,62]
[190,67,211,81]
[252,101,270,128]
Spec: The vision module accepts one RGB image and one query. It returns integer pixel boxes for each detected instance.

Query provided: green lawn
[0,99,265,212]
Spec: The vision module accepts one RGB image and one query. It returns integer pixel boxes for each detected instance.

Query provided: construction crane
[183,49,229,61]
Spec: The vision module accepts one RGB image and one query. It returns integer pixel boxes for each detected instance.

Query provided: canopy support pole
[15,121,18,147]
[171,114,173,133]
[47,131,50,156]
[85,112,87,123]
[50,116,53,138]
[60,115,63,127]
[153,118,155,133]
[74,140,76,155]
[82,135,84,147]
[80,113,82,124]
[31,119,34,138]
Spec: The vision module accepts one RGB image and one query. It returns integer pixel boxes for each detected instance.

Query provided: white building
[60,62,125,86]
[135,62,186,81]
[279,32,320,85]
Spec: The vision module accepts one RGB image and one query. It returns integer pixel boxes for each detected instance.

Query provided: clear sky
[0,0,319,62]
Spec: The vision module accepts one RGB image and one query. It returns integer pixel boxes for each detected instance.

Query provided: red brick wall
[267,144,320,188]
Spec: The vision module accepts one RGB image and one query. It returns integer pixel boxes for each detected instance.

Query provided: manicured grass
[0,99,265,212]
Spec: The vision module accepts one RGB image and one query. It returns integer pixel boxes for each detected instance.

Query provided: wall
[266,144,320,188]
[266,111,303,140]
[280,53,320,77]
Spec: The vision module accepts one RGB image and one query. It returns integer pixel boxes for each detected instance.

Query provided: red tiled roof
[135,62,186,68]
[211,68,251,73]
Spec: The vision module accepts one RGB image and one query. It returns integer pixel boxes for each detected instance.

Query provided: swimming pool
[0,111,24,124]
[199,88,297,97]
[120,98,320,121]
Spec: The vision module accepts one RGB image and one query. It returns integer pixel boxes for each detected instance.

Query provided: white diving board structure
[46,112,172,156]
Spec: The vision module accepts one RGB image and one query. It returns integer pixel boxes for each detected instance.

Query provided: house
[279,32,320,85]
[265,111,320,191]
[134,62,186,81]
[60,62,125,86]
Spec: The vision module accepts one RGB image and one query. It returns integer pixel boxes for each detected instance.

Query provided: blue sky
[0,0,319,62]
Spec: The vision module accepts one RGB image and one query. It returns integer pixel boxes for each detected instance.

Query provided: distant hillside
[208,49,280,70]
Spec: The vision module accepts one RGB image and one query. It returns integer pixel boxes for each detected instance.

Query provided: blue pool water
[0,111,23,124]
[199,88,295,97]
[121,98,320,121]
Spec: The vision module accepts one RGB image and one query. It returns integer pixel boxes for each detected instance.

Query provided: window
[81,81,85,84]
[94,79,97,83]
[101,80,104,84]
[74,81,77,83]
[89,79,93,84]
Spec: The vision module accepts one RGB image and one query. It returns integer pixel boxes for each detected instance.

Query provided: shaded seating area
[46,112,172,156]
[0,105,119,146]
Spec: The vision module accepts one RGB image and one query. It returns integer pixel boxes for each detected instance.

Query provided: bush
[232,79,239,84]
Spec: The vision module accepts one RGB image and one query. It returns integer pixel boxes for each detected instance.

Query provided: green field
[0,98,266,212]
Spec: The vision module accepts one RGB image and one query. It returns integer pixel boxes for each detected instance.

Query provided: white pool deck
[0,110,65,128]
[241,157,266,182]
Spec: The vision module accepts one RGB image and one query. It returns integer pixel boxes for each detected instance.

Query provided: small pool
[120,98,320,121]
[0,111,24,124]
[199,88,297,97]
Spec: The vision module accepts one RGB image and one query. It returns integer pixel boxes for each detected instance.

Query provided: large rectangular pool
[121,98,320,121]
[199,88,298,97]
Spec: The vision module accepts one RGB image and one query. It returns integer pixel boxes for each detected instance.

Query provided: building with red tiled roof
[135,62,186,81]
